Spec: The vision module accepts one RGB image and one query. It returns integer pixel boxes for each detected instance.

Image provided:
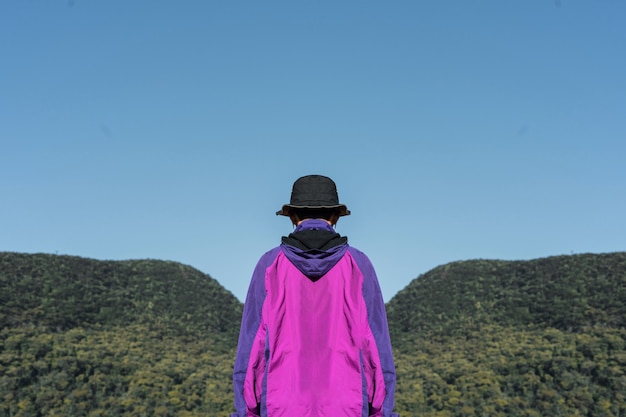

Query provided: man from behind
[232,175,398,417]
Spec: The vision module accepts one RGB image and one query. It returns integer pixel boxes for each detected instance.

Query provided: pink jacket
[232,220,398,417]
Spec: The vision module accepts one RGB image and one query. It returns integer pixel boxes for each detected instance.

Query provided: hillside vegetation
[0,253,240,416]
[0,253,241,340]
[387,252,626,335]
[1,251,626,416]
[388,252,626,417]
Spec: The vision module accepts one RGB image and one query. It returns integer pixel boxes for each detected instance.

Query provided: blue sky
[2,1,625,302]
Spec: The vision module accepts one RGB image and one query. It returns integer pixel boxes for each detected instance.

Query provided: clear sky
[2,1,625,302]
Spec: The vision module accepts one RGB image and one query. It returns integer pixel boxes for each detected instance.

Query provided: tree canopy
[1,251,625,416]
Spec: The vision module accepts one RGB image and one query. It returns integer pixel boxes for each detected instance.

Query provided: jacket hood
[280,219,349,280]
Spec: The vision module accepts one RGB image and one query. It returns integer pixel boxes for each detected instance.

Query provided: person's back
[231,175,398,417]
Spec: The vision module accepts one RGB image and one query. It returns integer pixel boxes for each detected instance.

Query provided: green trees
[0,253,239,417]
[386,253,626,334]
[2,251,626,416]
[0,253,242,340]
[393,326,626,417]
[388,252,626,416]
[0,326,235,417]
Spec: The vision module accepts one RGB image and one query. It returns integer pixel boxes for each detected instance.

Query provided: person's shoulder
[347,245,369,258]
[347,246,374,267]
[250,246,282,278]
[258,246,282,263]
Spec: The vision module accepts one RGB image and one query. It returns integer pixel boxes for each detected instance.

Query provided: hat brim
[276,204,350,217]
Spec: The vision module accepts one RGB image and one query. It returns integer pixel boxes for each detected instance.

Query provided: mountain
[387,252,626,417]
[2,251,625,416]
[0,252,242,416]
[386,252,626,336]
[0,252,242,341]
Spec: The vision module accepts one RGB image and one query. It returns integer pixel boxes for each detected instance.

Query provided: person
[231,175,398,417]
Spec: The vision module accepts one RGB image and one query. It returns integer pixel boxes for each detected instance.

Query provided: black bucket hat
[276,175,350,217]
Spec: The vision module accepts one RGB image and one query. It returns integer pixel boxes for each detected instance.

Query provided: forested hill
[1,252,244,416]
[2,251,626,416]
[5,251,625,339]
[386,251,626,336]
[0,252,242,342]
[387,252,626,417]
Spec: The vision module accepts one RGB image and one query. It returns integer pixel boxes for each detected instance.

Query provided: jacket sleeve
[231,248,278,417]
[350,248,400,417]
